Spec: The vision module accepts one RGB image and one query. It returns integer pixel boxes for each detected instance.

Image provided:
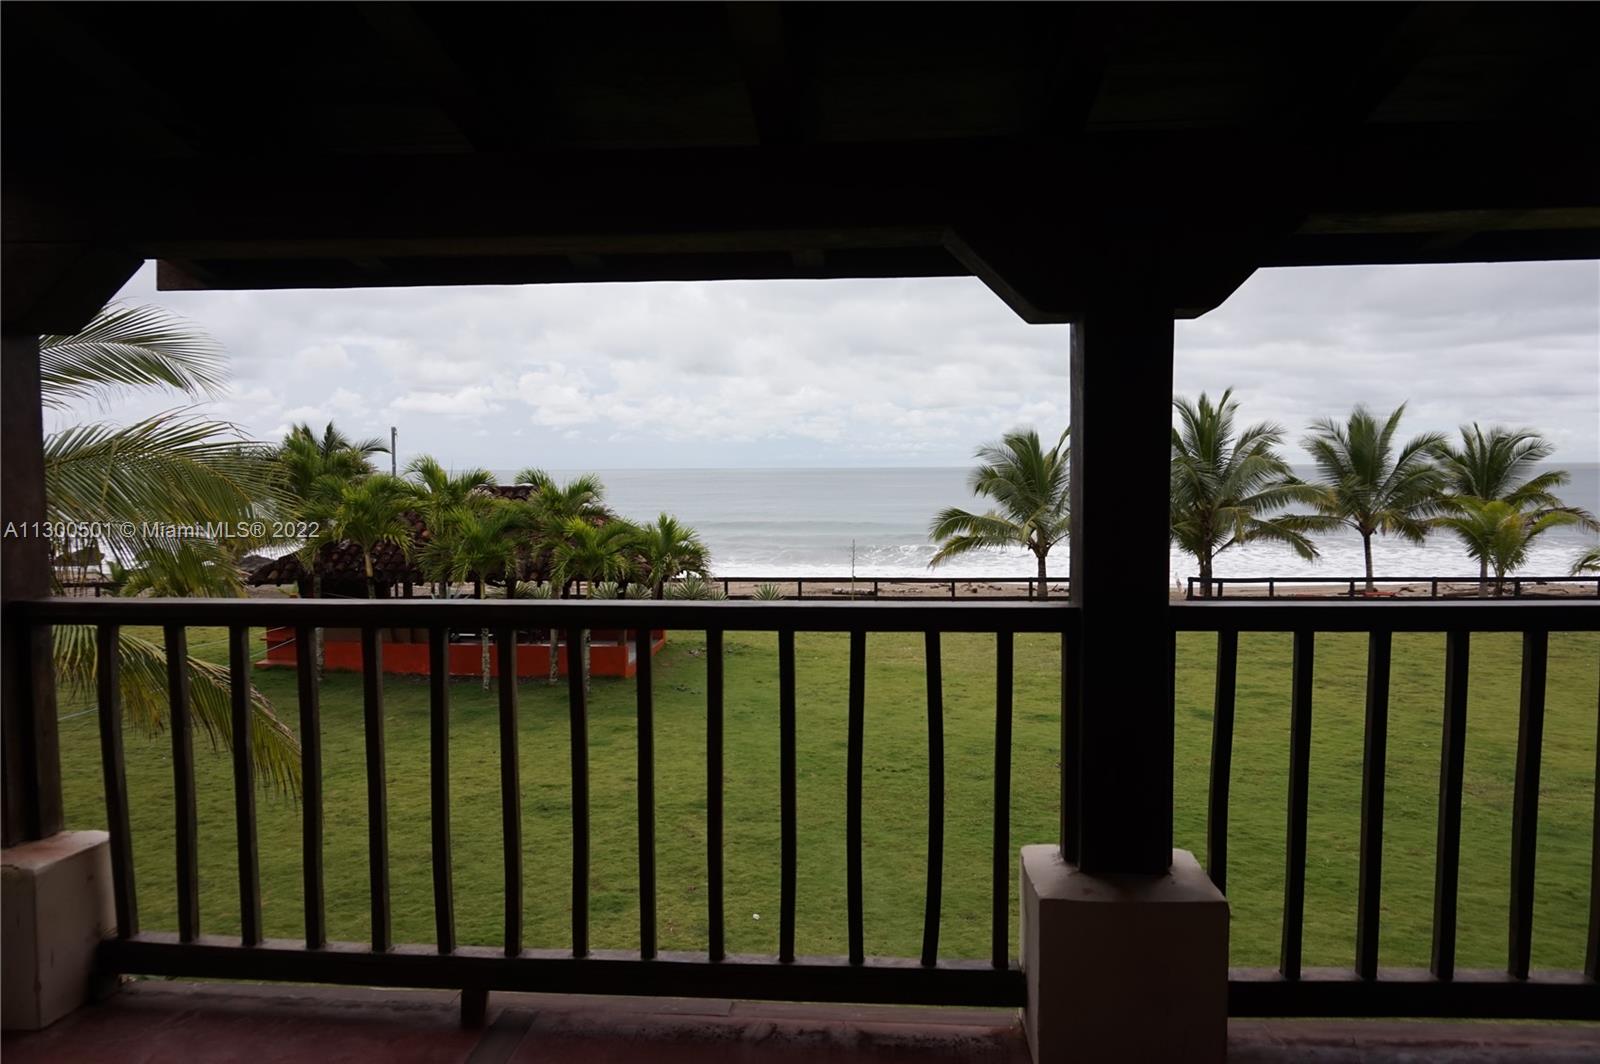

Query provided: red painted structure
[258,626,665,679]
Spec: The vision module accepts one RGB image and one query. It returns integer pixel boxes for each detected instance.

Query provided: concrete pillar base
[2,830,114,1031]
[1019,845,1227,1064]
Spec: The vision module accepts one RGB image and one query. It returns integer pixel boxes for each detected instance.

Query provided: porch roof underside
[3,2,1598,329]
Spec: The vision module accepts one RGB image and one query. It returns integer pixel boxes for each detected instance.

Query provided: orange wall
[260,627,664,679]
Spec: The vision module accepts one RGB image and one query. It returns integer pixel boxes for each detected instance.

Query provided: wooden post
[2,334,62,846]
[1066,294,1174,875]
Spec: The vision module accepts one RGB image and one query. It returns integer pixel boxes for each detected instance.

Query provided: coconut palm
[1302,403,1448,592]
[41,303,299,793]
[403,456,496,597]
[307,475,414,599]
[929,428,1070,599]
[427,504,522,687]
[553,518,640,693]
[1170,391,1329,598]
[1432,425,1598,592]
[1572,546,1600,576]
[278,421,387,672]
[1434,498,1580,597]
[635,513,711,598]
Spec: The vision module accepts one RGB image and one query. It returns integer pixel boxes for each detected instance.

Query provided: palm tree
[929,428,1070,599]
[1432,425,1598,593]
[1435,499,1580,597]
[1171,391,1329,598]
[1572,546,1600,577]
[308,475,414,599]
[635,513,711,598]
[403,456,496,597]
[41,303,300,793]
[552,518,640,694]
[426,504,521,688]
[278,421,385,672]
[1302,403,1447,592]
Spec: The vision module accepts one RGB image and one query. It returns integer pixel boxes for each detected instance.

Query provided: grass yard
[58,626,1599,971]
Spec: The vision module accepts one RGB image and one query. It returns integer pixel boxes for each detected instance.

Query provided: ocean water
[508,465,1600,582]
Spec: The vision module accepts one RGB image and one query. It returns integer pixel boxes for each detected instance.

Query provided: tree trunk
[1035,548,1049,600]
[311,573,325,676]
[1492,564,1507,598]
[477,582,490,689]
[365,552,376,600]
[1362,533,1375,593]
[1198,553,1213,599]
[581,628,591,698]
[1477,557,1489,599]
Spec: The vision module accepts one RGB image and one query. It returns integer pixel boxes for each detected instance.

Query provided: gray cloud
[48,259,1600,469]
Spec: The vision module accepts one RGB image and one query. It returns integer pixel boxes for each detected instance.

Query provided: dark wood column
[1065,288,1175,875]
[1,243,139,845]
[2,333,62,845]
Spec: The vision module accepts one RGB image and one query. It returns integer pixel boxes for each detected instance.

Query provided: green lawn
[58,627,1599,971]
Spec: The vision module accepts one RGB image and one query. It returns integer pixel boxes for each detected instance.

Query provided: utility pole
[390,426,397,476]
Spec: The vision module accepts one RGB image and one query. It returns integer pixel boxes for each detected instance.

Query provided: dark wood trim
[1205,630,1238,894]
[228,627,261,947]
[295,624,325,950]
[1432,630,1470,980]
[846,630,866,967]
[95,624,137,937]
[97,935,1027,1008]
[164,626,199,943]
[1280,631,1315,979]
[1508,630,1548,980]
[1,334,61,846]
[705,629,725,963]
[1068,288,1175,875]
[1228,968,1599,1020]
[635,625,657,961]
[360,627,391,953]
[565,628,590,959]
[1174,600,1600,632]
[1355,630,1391,980]
[921,631,944,969]
[495,629,521,958]
[428,628,455,955]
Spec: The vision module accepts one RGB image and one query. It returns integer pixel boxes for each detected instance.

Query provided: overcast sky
[69,258,1600,469]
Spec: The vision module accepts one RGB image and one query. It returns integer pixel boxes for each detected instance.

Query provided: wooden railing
[1186,575,1600,600]
[705,575,1063,600]
[21,596,1068,1010]
[1178,600,1600,1019]
[12,596,1600,1020]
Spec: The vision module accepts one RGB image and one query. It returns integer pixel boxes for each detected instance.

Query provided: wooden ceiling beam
[360,3,532,152]
[724,2,810,146]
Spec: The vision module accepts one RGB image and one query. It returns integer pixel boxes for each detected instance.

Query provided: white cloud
[41,259,1597,472]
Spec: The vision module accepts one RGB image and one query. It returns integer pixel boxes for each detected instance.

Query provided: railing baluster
[706,629,725,962]
[921,631,944,968]
[496,627,521,957]
[1355,629,1391,981]
[1206,630,1238,894]
[361,626,391,952]
[164,625,198,942]
[229,626,261,947]
[1508,629,1548,980]
[1432,629,1470,981]
[636,626,657,960]
[96,624,137,939]
[992,630,1013,970]
[566,626,590,958]
[779,628,797,964]
[1280,629,1314,980]
[295,624,325,950]
[847,630,866,966]
[1588,647,1600,982]
[428,628,455,954]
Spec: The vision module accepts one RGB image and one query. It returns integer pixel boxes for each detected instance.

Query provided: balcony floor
[4,981,1598,1063]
